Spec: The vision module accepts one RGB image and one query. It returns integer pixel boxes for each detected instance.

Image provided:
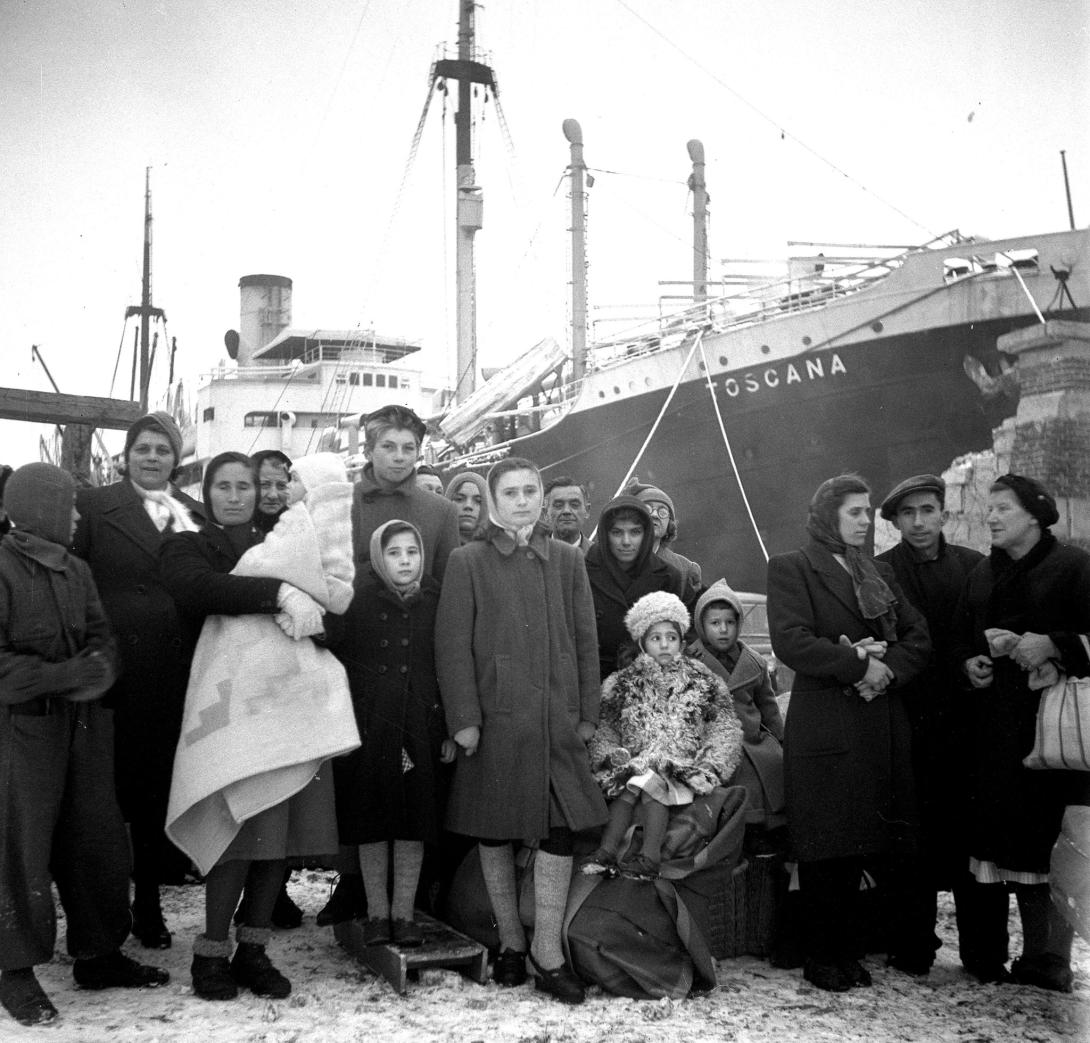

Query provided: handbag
[1023,636,1090,771]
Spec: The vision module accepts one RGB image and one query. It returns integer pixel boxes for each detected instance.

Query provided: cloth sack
[1050,805,1090,942]
[1022,636,1090,771]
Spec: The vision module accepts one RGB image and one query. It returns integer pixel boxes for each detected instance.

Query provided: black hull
[498,311,1079,592]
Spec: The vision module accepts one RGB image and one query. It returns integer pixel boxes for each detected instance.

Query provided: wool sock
[240,859,287,930]
[530,850,572,970]
[639,799,669,863]
[391,840,424,922]
[478,843,526,953]
[358,842,391,920]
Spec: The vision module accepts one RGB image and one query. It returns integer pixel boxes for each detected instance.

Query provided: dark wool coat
[767,542,931,862]
[877,536,984,883]
[950,535,1090,874]
[327,573,446,846]
[585,496,689,680]
[435,523,607,840]
[588,654,743,799]
[72,480,202,818]
[351,466,460,583]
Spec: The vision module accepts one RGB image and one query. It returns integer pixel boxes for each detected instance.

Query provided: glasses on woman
[646,503,671,519]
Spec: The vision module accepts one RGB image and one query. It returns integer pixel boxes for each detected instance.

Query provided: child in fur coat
[585,591,743,879]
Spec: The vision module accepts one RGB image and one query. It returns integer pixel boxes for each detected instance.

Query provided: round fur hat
[624,590,690,644]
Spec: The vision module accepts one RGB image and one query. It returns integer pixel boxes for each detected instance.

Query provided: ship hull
[489,310,1081,592]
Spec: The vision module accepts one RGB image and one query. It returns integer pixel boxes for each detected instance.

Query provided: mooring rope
[698,336,770,563]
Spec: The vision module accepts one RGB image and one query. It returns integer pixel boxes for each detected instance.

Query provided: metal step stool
[334,911,489,994]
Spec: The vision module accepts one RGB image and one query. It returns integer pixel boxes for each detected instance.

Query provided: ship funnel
[238,274,292,366]
[562,118,583,145]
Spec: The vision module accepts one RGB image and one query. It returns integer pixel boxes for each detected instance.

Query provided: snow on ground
[13,870,1089,1043]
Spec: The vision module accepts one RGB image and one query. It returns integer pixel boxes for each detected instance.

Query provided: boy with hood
[0,463,169,1027]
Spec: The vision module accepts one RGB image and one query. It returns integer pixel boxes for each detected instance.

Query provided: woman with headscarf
[161,452,357,1002]
[766,473,931,992]
[951,474,1090,992]
[72,411,202,949]
[585,495,688,680]
[435,457,605,1005]
[251,450,293,535]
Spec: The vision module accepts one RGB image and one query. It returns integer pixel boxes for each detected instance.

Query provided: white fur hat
[292,452,347,492]
[624,590,690,643]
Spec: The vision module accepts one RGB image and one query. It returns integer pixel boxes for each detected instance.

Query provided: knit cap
[624,590,690,644]
[124,411,183,466]
[3,462,76,544]
[625,477,676,520]
[693,579,744,644]
[292,452,347,495]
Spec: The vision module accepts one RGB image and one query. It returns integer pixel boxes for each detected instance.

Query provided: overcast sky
[2,0,1087,465]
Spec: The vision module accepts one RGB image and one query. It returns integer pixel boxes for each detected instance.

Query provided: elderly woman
[435,457,606,1005]
[251,450,292,535]
[72,411,201,949]
[767,474,930,992]
[951,474,1090,992]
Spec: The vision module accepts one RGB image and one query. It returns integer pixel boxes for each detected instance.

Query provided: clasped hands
[840,634,892,702]
[965,630,1059,690]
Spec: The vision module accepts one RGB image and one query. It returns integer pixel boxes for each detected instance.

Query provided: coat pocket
[558,653,578,714]
[484,654,512,715]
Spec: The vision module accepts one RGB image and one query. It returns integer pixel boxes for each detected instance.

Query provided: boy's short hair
[543,474,588,502]
[362,405,426,453]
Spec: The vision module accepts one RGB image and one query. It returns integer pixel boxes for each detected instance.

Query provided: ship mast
[563,119,588,381]
[688,140,709,301]
[124,167,165,411]
[434,0,493,404]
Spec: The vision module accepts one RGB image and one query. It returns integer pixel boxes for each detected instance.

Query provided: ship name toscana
[711,350,848,398]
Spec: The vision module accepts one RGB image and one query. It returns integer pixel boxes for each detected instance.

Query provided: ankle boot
[191,935,237,1001]
[231,926,291,998]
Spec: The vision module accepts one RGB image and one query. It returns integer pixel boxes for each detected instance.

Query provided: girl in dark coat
[435,457,605,1005]
[951,474,1090,992]
[585,495,688,679]
[72,411,201,949]
[767,474,930,992]
[328,520,455,947]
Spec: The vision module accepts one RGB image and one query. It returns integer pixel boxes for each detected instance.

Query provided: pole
[1061,150,1076,231]
[563,119,588,380]
[139,167,152,411]
[688,140,708,301]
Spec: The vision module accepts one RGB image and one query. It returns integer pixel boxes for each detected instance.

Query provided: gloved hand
[276,583,325,640]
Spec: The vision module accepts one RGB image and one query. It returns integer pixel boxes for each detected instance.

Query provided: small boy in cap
[0,463,168,1026]
[876,472,984,975]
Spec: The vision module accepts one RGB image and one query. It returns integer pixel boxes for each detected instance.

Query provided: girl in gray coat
[435,457,606,1005]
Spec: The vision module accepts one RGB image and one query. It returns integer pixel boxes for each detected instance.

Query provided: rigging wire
[613,0,937,238]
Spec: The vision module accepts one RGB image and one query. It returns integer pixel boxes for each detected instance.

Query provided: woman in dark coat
[327,520,453,946]
[767,474,930,992]
[435,457,606,1005]
[951,474,1090,992]
[585,495,688,679]
[72,411,202,948]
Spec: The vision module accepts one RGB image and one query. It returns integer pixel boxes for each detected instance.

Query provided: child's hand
[608,747,631,767]
[440,738,458,764]
[576,721,596,743]
[453,726,480,757]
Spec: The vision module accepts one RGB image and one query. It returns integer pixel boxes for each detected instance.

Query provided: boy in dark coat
[0,463,168,1027]
[876,474,983,974]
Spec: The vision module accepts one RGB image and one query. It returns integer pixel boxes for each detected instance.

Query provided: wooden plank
[60,424,94,482]
[334,912,489,993]
[0,388,143,430]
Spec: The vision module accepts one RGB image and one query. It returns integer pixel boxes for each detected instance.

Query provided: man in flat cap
[875,473,983,976]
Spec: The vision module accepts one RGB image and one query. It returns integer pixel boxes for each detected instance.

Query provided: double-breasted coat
[327,573,446,846]
[72,480,202,821]
[767,542,931,862]
[435,524,607,841]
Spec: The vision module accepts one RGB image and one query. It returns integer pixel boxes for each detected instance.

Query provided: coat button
[379,639,389,648]
[401,612,409,620]
[379,612,388,621]
[400,638,409,647]
[377,665,387,674]
[135,584,147,594]
[399,666,408,674]
[526,551,534,559]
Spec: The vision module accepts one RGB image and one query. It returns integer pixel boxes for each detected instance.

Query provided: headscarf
[485,459,542,547]
[806,475,898,641]
[369,519,424,600]
[202,451,257,558]
[587,495,656,593]
[991,473,1059,529]
[251,449,293,534]
[444,471,489,543]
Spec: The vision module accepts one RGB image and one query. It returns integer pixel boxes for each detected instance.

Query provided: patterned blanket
[165,485,359,874]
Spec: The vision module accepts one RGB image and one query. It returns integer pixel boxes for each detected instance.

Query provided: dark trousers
[954,876,1011,969]
[798,856,865,963]
[0,701,132,969]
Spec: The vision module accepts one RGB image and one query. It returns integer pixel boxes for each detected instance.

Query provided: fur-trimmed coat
[588,654,743,800]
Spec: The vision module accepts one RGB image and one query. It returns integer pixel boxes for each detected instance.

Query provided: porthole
[760,344,771,354]
[871,320,884,333]
[802,336,812,346]
[719,355,728,366]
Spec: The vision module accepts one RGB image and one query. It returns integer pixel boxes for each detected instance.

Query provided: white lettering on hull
[720,353,847,398]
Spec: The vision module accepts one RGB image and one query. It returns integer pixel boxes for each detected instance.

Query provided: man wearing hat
[876,473,983,976]
[72,411,203,949]
[0,463,169,1026]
